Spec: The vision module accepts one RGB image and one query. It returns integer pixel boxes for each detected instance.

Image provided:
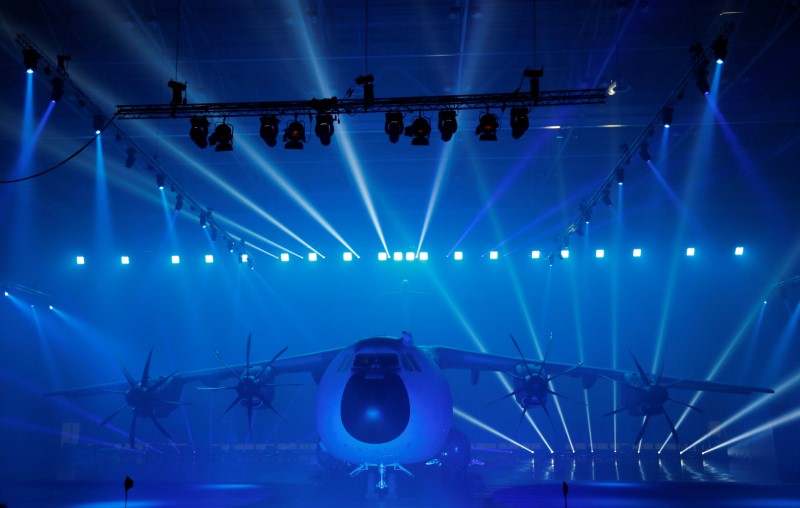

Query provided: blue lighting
[531,250,541,259]
[343,252,353,262]
[378,252,388,261]
[26,68,33,75]
[633,248,642,258]
[121,256,130,265]
[716,58,724,65]
[454,251,463,261]
[365,407,381,421]
[76,256,85,265]
[686,247,695,257]
[280,253,290,262]
[596,249,605,258]
[171,255,180,264]
[205,254,214,264]
[735,246,744,256]
[308,252,318,262]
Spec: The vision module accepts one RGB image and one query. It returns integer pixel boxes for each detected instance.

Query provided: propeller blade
[254,346,290,379]
[668,398,704,413]
[104,389,130,395]
[153,399,184,406]
[100,403,129,427]
[602,401,642,417]
[259,382,303,388]
[266,403,282,418]
[150,416,173,442]
[515,406,528,435]
[149,371,177,392]
[663,410,679,445]
[538,332,553,377]
[221,396,243,417]
[634,415,651,446]
[246,332,252,376]
[213,349,239,378]
[247,405,253,429]
[485,389,520,407]
[542,404,559,434]
[546,389,584,405]
[197,385,238,391]
[129,416,137,448]
[118,361,137,388]
[510,334,533,376]
[629,351,651,387]
[547,362,585,382]
[141,346,155,388]
[655,362,666,385]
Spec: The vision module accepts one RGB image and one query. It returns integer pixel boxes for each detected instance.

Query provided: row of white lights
[73,247,746,266]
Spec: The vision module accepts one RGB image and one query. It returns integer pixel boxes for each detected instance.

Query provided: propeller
[101,346,180,448]
[488,333,583,434]
[603,351,704,446]
[198,332,297,429]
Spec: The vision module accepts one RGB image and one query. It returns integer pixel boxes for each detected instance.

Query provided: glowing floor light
[596,249,605,258]
[419,252,429,261]
[735,246,744,256]
[76,256,85,265]
[393,252,403,261]
[171,255,180,264]
[205,254,214,264]
[343,252,353,262]
[454,251,463,261]
[121,256,130,265]
[405,252,415,261]
[378,252,388,261]
[489,251,499,260]
[280,253,290,262]
[686,247,695,256]
[308,252,318,262]
[3,291,8,297]
[633,248,642,258]
[531,250,541,259]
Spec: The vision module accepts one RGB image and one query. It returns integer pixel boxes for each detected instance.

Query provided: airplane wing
[426,346,774,395]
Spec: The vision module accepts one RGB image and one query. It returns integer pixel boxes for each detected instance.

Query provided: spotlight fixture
[314,113,335,146]
[437,110,458,141]
[248,258,255,270]
[92,114,105,134]
[22,48,39,73]
[208,122,234,152]
[384,112,404,143]
[283,119,306,149]
[156,173,166,189]
[57,54,71,72]
[175,194,184,212]
[259,115,280,147]
[616,167,625,185]
[712,37,728,64]
[601,186,612,207]
[50,77,65,102]
[124,147,136,168]
[475,112,499,141]
[355,74,374,108]
[227,239,235,252]
[189,117,210,149]
[167,79,187,107]
[210,227,218,243]
[199,212,207,228]
[606,80,617,96]
[695,68,710,95]
[639,142,651,163]
[510,107,529,139]
[662,106,674,128]
[405,115,431,146]
[523,68,543,104]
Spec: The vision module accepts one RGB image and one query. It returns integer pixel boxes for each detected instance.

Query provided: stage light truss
[113,89,608,121]
[546,22,736,265]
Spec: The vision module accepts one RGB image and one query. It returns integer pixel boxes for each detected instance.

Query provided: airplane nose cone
[341,372,410,444]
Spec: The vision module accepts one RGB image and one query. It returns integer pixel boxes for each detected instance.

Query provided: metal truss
[114,89,607,120]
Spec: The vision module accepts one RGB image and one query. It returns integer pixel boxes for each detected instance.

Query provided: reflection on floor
[1,447,798,507]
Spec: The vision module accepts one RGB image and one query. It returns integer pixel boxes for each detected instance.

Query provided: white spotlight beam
[454,407,535,455]
[702,407,800,456]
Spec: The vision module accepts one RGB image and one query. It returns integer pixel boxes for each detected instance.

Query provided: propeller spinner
[198,332,295,429]
[101,346,180,448]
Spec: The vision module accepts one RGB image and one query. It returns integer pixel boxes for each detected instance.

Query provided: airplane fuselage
[315,336,453,466]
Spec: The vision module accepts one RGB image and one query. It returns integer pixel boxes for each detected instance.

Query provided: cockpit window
[406,354,421,372]
[353,353,400,370]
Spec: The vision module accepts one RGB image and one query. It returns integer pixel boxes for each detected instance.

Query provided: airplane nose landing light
[341,372,410,444]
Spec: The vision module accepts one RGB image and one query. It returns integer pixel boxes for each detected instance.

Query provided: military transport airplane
[45,331,773,490]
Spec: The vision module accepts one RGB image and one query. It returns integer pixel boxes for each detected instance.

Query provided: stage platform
[1,447,798,507]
